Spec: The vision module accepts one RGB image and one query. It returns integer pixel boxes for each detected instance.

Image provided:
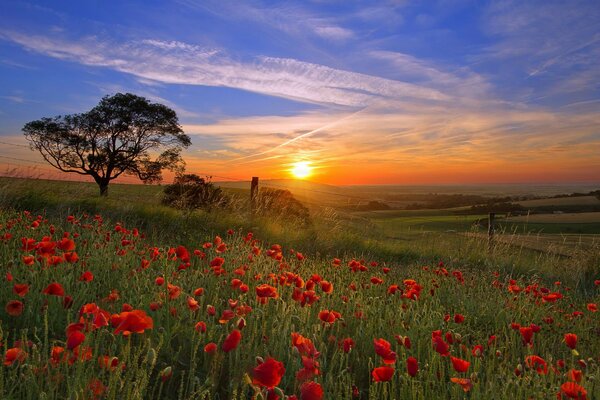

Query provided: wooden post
[250,177,259,216]
[488,212,495,250]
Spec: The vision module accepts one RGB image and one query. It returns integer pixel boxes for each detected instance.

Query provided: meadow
[0,177,599,399]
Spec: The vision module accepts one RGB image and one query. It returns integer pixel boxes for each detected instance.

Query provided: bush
[256,188,310,226]
[162,174,229,211]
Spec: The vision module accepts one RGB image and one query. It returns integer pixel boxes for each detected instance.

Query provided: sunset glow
[0,1,599,185]
[290,162,312,179]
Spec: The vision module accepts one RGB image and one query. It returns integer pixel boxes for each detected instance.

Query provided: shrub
[162,174,229,211]
[256,188,310,226]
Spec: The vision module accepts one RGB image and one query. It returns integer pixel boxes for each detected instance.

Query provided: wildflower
[372,366,395,382]
[252,357,285,389]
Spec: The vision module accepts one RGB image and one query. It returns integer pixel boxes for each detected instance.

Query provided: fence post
[250,177,259,216]
[488,212,495,250]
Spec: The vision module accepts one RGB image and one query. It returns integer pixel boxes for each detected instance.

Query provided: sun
[291,161,312,179]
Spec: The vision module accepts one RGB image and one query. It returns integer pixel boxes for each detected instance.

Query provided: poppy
[587,303,597,312]
[79,271,94,282]
[372,366,395,382]
[13,284,29,297]
[432,334,450,356]
[525,355,548,374]
[5,300,24,316]
[113,310,154,336]
[252,357,285,389]
[42,282,65,297]
[291,333,320,358]
[568,369,583,383]
[318,310,341,324]
[256,284,278,301]
[450,356,470,373]
[450,377,473,392]
[341,338,354,353]
[406,357,418,377]
[373,338,397,364]
[454,314,465,324]
[204,342,217,354]
[320,281,333,294]
[565,333,578,350]
[187,297,200,312]
[222,329,242,352]
[194,321,207,333]
[4,347,27,366]
[560,382,587,399]
[300,381,323,400]
[519,326,534,347]
[67,331,86,350]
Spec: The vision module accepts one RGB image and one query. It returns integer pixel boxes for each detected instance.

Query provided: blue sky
[0,0,599,184]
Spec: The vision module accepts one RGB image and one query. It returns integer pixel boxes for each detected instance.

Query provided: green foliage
[162,174,229,212]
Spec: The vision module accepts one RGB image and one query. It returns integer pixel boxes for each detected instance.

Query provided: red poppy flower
[565,333,578,350]
[187,297,200,312]
[79,271,94,282]
[587,303,597,312]
[204,342,217,354]
[432,333,450,356]
[195,321,207,333]
[291,333,320,358]
[57,237,75,252]
[568,369,583,383]
[256,284,278,300]
[454,314,465,324]
[67,331,86,350]
[406,357,418,377]
[22,255,35,265]
[373,338,397,364]
[372,366,395,382]
[318,310,341,324]
[300,381,323,400]
[6,300,24,316]
[319,281,333,294]
[222,329,242,352]
[341,337,354,353]
[519,326,534,347]
[42,282,65,296]
[252,357,285,388]
[4,347,27,366]
[450,356,470,373]
[560,382,587,399]
[525,355,548,374]
[450,377,473,392]
[113,310,154,336]
[13,284,29,297]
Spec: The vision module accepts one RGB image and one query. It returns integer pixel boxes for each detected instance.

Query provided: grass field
[0,177,599,399]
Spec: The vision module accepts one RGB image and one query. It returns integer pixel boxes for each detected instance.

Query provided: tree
[23,93,191,196]
[162,174,229,211]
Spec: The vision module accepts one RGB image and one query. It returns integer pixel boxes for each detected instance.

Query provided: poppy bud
[146,348,157,364]
[160,366,172,382]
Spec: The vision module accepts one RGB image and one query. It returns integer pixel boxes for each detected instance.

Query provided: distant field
[505,211,600,223]
[518,195,600,207]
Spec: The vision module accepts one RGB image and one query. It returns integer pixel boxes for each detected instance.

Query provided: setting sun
[291,161,312,179]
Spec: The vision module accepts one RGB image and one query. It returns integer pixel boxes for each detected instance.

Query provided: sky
[0,0,599,185]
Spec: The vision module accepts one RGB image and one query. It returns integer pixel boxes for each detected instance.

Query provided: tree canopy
[23,93,191,195]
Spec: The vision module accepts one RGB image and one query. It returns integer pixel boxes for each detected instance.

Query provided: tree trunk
[98,180,109,196]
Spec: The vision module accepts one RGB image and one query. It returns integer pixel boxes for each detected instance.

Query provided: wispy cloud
[0,30,451,107]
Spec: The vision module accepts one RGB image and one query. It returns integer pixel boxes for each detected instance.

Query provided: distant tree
[162,174,229,211]
[23,93,191,196]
